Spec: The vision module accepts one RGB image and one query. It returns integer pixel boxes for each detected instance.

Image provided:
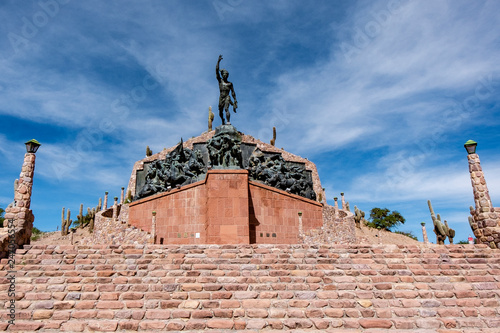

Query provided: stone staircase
[1,243,499,332]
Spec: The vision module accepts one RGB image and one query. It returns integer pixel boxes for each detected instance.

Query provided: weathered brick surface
[3,243,500,331]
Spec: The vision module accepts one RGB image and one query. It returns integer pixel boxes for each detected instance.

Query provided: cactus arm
[434,218,445,236]
[61,207,65,236]
[427,200,435,217]
[468,216,474,227]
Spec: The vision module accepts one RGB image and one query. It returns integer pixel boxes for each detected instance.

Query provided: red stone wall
[249,182,323,244]
[129,181,208,245]
[129,170,322,245]
[206,170,250,244]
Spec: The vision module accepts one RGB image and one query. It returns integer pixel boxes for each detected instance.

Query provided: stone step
[1,244,499,331]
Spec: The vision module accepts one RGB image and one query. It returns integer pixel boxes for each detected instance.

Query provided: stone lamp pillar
[298,212,303,240]
[333,197,339,218]
[103,191,109,210]
[4,139,41,246]
[465,140,500,248]
[151,211,157,244]
[466,140,493,213]
[112,197,118,221]
[120,187,125,204]
[421,222,429,244]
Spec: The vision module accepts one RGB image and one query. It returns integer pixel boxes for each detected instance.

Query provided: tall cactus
[270,126,276,146]
[61,207,64,235]
[354,206,365,228]
[87,207,96,233]
[97,197,102,211]
[428,200,455,245]
[444,220,455,244]
[61,207,72,236]
[77,203,84,228]
[124,190,132,204]
[208,106,214,131]
[468,215,476,230]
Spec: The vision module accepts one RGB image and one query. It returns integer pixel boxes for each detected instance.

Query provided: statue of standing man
[216,55,238,125]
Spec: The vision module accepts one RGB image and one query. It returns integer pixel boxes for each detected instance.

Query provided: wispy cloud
[266,1,500,154]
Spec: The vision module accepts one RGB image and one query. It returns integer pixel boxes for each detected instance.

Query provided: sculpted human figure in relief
[216,55,238,125]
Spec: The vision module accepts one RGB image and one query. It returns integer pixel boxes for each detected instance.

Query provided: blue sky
[1,0,499,243]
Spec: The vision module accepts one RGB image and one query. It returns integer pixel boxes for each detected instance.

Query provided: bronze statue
[216,55,237,125]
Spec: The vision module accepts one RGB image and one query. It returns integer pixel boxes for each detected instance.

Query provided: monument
[115,56,354,245]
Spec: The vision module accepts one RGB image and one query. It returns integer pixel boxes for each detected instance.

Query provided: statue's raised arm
[216,55,223,82]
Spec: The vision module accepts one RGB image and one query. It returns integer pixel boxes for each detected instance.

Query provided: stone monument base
[129,169,323,245]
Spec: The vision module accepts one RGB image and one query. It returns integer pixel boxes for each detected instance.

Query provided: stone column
[4,152,37,246]
[468,153,493,214]
[112,197,118,221]
[333,197,339,218]
[421,222,429,244]
[151,211,157,244]
[120,187,125,204]
[103,191,109,210]
[298,212,303,240]
[467,147,500,248]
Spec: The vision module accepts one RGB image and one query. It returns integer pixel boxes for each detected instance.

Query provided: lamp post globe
[25,139,41,153]
[464,140,477,155]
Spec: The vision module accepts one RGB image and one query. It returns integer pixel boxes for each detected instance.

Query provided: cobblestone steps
[1,243,499,331]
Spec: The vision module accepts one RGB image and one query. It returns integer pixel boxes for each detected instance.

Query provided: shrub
[31,227,44,241]
[365,208,406,231]
[394,230,418,241]
[0,207,4,228]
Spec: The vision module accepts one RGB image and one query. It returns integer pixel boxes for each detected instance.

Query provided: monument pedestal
[206,170,249,244]
[129,168,323,245]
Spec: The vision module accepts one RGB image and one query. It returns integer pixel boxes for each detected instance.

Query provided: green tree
[365,207,406,231]
[0,207,5,228]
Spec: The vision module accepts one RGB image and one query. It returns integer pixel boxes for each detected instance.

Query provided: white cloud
[265,0,500,155]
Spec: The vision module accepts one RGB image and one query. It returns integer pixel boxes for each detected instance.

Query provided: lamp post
[298,211,303,240]
[465,140,492,214]
[151,211,157,244]
[4,139,41,247]
[421,222,429,244]
[465,139,500,248]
